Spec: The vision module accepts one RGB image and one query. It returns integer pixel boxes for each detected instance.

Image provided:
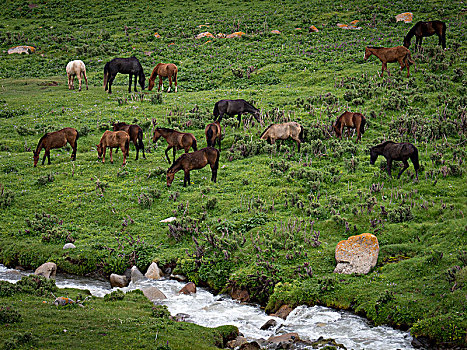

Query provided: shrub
[0,305,22,324]
[387,206,413,223]
[15,275,58,296]
[152,305,171,318]
[0,185,14,208]
[150,93,163,104]
[104,289,125,302]
[36,173,54,185]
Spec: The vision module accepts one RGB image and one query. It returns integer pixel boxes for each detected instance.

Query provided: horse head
[96,144,103,159]
[403,37,411,49]
[152,129,161,143]
[138,72,146,90]
[332,122,341,137]
[166,170,175,187]
[363,47,372,61]
[369,147,378,165]
[33,151,39,167]
[148,78,155,91]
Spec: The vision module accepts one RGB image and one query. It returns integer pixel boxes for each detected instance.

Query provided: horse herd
[43,20,441,185]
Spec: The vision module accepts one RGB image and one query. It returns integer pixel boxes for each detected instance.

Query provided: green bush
[0,305,22,324]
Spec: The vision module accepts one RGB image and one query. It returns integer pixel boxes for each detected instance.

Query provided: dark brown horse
[148,63,178,92]
[152,127,198,163]
[370,141,419,180]
[33,128,79,167]
[97,130,130,166]
[205,120,222,151]
[403,21,446,50]
[333,112,366,142]
[364,46,415,77]
[166,147,220,187]
[213,99,261,127]
[103,57,145,94]
[260,122,304,151]
[112,122,146,160]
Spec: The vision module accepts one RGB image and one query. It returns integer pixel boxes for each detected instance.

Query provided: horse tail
[75,129,80,141]
[137,128,144,149]
[360,116,366,135]
[206,126,213,147]
[260,124,273,139]
[213,102,219,119]
[125,138,130,156]
[192,137,198,151]
[103,62,110,90]
[299,125,304,142]
[412,146,420,171]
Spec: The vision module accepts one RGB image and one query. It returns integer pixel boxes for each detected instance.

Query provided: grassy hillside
[0,0,466,347]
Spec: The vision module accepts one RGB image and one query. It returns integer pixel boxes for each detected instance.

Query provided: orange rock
[334,233,379,274]
[216,33,225,38]
[154,32,161,38]
[309,25,319,32]
[226,31,246,38]
[196,32,214,39]
[350,20,360,25]
[271,30,281,34]
[395,12,413,23]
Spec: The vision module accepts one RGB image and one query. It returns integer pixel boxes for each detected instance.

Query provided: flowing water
[0,265,415,350]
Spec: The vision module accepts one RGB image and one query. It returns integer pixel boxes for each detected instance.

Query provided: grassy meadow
[0,0,466,348]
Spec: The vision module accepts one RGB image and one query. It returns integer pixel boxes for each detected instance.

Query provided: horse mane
[260,124,274,138]
[35,133,48,153]
[243,100,259,112]
[379,140,396,147]
[156,127,175,132]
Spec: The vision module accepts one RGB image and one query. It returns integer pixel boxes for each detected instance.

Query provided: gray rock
[268,332,300,343]
[131,266,146,283]
[227,336,248,349]
[34,262,57,279]
[62,243,76,249]
[179,282,196,295]
[141,286,167,301]
[170,274,187,282]
[145,262,163,280]
[171,313,191,322]
[123,268,132,282]
[239,341,260,350]
[260,319,277,330]
[271,305,293,320]
[110,274,129,288]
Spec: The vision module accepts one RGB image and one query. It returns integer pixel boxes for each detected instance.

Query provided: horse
[213,99,261,127]
[260,122,303,151]
[112,122,146,160]
[152,128,198,163]
[333,111,366,142]
[97,130,130,166]
[364,46,415,78]
[66,60,88,91]
[166,147,220,187]
[103,57,145,94]
[33,128,79,167]
[148,63,178,92]
[370,141,419,180]
[403,21,446,50]
[205,120,222,151]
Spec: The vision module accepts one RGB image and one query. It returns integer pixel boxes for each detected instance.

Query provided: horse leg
[173,147,177,163]
[108,74,117,94]
[67,74,72,90]
[237,114,242,128]
[397,160,410,179]
[386,159,393,177]
[133,73,137,92]
[167,76,172,92]
[121,146,127,165]
[71,141,77,161]
[83,71,89,90]
[165,146,172,163]
[210,164,218,182]
[174,73,178,92]
[218,136,221,152]
[183,170,190,187]
[158,77,163,92]
[109,148,113,164]
[42,151,47,165]
[129,74,133,93]
[77,73,83,91]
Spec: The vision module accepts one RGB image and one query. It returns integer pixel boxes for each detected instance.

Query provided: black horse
[370,141,420,180]
[403,21,446,50]
[213,99,261,127]
[103,57,145,94]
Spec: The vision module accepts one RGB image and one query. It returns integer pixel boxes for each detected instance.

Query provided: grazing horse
[152,128,198,164]
[103,57,145,94]
[66,60,88,91]
[97,130,130,166]
[213,99,261,127]
[333,111,366,142]
[148,63,178,92]
[166,147,220,187]
[112,122,146,160]
[205,120,222,151]
[260,122,304,151]
[403,21,446,50]
[364,46,415,77]
[33,128,79,167]
[370,141,419,180]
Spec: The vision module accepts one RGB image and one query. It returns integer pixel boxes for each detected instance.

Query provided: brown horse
[152,127,198,163]
[260,121,303,151]
[333,112,366,142]
[97,130,130,165]
[167,147,220,187]
[33,128,79,167]
[370,141,419,180]
[148,63,178,92]
[403,21,446,50]
[364,46,415,77]
[205,120,222,151]
[112,122,146,160]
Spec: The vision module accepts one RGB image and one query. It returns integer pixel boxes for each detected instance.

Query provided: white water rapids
[0,265,415,349]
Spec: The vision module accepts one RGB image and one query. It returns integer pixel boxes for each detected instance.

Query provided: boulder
[141,286,167,301]
[396,12,413,23]
[131,266,146,283]
[226,31,246,39]
[268,332,300,343]
[271,30,281,34]
[227,336,248,349]
[309,25,319,32]
[196,32,214,39]
[145,262,163,280]
[260,319,277,330]
[171,313,191,322]
[179,282,196,295]
[34,262,57,279]
[334,233,379,275]
[63,243,76,249]
[124,268,132,282]
[170,274,187,282]
[8,45,35,54]
[159,216,177,223]
[110,274,129,288]
[239,341,260,350]
[231,288,250,302]
[271,305,293,320]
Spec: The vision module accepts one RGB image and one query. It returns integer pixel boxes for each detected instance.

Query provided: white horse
[66,60,88,91]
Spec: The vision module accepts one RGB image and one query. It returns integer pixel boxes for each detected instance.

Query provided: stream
[0,264,416,350]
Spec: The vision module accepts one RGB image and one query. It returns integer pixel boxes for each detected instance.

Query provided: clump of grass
[0,185,14,208]
[36,173,54,185]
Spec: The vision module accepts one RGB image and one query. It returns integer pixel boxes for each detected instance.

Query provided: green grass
[0,0,466,347]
